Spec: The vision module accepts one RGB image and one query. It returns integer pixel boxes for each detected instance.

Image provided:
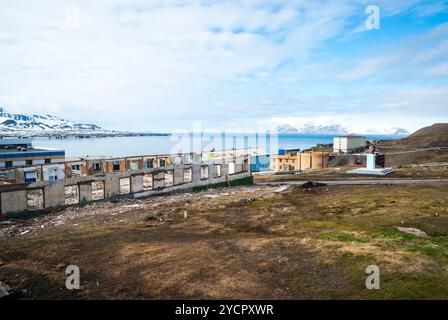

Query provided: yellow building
[270,150,329,172]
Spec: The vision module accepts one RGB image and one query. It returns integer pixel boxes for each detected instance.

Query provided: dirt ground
[1,183,448,299]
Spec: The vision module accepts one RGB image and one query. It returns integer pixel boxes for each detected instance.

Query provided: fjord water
[33,133,403,158]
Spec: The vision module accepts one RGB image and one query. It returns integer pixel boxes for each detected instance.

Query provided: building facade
[333,135,366,153]
[270,150,329,172]
[0,138,65,168]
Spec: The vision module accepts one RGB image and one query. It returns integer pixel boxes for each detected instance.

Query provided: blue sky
[0,0,447,133]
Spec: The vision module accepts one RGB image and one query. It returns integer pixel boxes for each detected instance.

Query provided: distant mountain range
[275,124,350,135]
[276,124,409,135]
[0,107,101,132]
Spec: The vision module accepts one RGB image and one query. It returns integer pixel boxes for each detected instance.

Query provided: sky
[0,0,447,133]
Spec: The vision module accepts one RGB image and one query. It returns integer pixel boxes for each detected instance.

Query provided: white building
[333,135,366,153]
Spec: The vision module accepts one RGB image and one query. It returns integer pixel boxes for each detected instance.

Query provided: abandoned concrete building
[0,150,251,218]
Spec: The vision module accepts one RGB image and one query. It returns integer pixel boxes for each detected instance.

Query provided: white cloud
[0,0,447,132]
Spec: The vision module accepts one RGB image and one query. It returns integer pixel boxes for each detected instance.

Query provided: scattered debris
[165,219,174,224]
[145,215,158,221]
[396,227,428,237]
[56,263,66,270]
[240,197,256,204]
[21,289,28,294]
[184,210,188,219]
[205,194,219,198]
[0,281,11,298]
[123,204,141,208]
[274,186,290,193]
[20,229,31,235]
[300,181,327,189]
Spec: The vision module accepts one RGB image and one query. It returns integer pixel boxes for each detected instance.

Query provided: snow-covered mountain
[275,124,299,133]
[365,127,410,135]
[276,123,410,135]
[299,124,349,135]
[276,123,349,135]
[0,107,101,132]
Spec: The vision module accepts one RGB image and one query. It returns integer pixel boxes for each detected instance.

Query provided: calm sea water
[32,133,403,158]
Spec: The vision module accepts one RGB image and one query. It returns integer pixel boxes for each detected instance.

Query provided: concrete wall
[1,189,27,215]
[44,182,65,208]
[0,155,251,217]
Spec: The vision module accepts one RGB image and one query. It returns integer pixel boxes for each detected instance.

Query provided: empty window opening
[143,174,153,191]
[26,160,32,165]
[201,165,209,179]
[184,155,193,165]
[65,185,79,205]
[92,163,101,171]
[91,181,105,200]
[214,164,222,177]
[27,189,44,210]
[119,178,131,194]
[129,160,139,171]
[164,171,174,187]
[228,162,236,175]
[183,168,192,183]
[144,158,154,169]
[24,170,37,183]
[45,159,51,164]
[159,158,166,167]
[48,167,58,181]
[71,164,81,176]
[172,156,182,165]
[112,160,120,171]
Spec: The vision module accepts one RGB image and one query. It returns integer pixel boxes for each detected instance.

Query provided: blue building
[0,138,65,168]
